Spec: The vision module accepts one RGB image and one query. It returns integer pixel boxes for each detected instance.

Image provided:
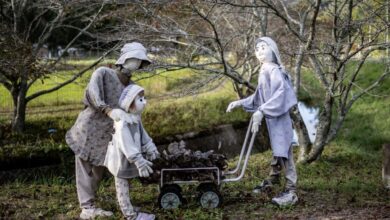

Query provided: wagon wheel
[197,183,222,209]
[158,184,183,209]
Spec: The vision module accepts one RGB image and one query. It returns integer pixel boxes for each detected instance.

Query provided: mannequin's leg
[75,156,104,209]
[114,176,137,219]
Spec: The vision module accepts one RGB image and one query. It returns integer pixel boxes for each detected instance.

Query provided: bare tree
[65,0,390,163]
[118,0,389,163]
[0,0,117,133]
[115,1,259,90]
[112,0,310,160]
[216,0,390,162]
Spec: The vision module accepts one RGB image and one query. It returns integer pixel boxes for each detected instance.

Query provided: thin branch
[11,0,17,34]
[34,2,64,56]
[306,0,321,51]
[345,64,390,111]
[191,2,228,78]
[258,0,306,42]
[55,24,96,38]
[339,48,372,104]
[0,74,12,91]
[49,1,106,68]
[26,46,117,102]
[25,8,49,42]
[337,29,389,70]
[278,0,300,26]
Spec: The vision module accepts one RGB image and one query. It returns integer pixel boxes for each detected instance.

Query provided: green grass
[1,144,389,219]
[0,58,110,109]
[0,69,91,109]
[0,59,212,109]
[1,60,389,219]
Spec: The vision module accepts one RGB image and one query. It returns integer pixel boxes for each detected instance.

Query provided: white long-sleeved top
[241,62,297,158]
[104,115,156,178]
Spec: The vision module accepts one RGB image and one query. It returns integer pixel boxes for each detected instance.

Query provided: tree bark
[290,106,312,162]
[233,82,245,99]
[304,93,333,163]
[259,7,268,37]
[293,44,305,94]
[290,41,311,163]
[11,78,28,133]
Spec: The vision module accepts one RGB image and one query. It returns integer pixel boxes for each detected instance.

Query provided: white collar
[123,113,140,124]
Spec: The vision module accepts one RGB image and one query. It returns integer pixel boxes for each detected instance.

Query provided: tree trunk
[383,143,390,189]
[290,106,312,162]
[304,94,333,163]
[304,117,329,163]
[11,80,28,133]
[259,7,268,37]
[293,44,305,94]
[233,82,245,99]
[290,41,311,162]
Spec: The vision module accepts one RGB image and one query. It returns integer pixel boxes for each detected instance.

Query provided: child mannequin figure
[104,84,159,220]
[226,37,298,206]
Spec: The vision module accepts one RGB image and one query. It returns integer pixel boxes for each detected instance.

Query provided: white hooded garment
[104,84,157,178]
[241,37,297,158]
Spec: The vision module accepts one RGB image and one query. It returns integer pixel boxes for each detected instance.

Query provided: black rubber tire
[197,183,223,209]
[158,184,183,209]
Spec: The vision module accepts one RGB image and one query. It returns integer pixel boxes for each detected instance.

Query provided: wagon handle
[222,115,257,183]
[224,116,253,175]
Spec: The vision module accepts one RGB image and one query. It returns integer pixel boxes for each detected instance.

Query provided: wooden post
[383,143,390,189]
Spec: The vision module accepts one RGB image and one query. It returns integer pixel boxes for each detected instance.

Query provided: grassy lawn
[1,144,389,219]
[0,58,224,110]
[0,60,389,219]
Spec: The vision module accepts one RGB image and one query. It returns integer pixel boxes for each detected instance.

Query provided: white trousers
[268,146,297,191]
[75,156,104,209]
[114,177,136,219]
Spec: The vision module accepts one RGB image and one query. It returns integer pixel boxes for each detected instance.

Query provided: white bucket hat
[119,84,144,112]
[115,42,152,68]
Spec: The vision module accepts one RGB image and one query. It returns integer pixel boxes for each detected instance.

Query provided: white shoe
[80,207,113,219]
[135,212,155,220]
[271,191,298,206]
[126,212,155,220]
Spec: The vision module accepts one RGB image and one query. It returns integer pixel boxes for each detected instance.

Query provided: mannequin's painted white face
[255,41,274,63]
[123,58,142,71]
[129,94,147,114]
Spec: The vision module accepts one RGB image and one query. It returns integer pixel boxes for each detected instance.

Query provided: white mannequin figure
[129,94,147,115]
[66,42,153,219]
[123,58,142,71]
[109,57,148,122]
[104,84,158,220]
[255,41,275,63]
[226,37,298,206]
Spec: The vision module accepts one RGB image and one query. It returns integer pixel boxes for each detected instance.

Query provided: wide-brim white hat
[115,42,152,68]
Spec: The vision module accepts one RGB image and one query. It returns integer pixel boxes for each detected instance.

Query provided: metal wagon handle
[222,115,258,183]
